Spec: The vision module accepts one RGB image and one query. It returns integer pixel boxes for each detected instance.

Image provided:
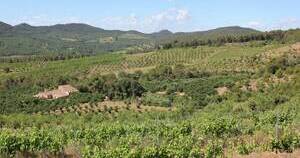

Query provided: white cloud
[100,13,140,31]
[99,8,191,33]
[176,9,189,21]
[10,7,192,33]
[143,8,190,32]
[149,8,190,23]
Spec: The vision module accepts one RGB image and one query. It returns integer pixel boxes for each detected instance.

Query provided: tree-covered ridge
[160,26,260,42]
[0,21,264,56]
[0,22,151,56]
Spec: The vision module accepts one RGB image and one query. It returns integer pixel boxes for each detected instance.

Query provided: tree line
[160,30,287,49]
[0,53,94,63]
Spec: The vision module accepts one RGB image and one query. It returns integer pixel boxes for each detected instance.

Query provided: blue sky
[0,0,299,33]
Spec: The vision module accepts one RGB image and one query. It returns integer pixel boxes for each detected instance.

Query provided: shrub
[203,118,241,138]
[142,92,171,107]
[237,143,253,155]
[205,143,223,158]
[271,132,300,153]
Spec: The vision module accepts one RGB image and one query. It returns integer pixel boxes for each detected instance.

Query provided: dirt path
[234,150,300,158]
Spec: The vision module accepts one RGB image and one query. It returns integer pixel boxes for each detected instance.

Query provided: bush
[266,55,298,75]
[205,143,223,158]
[83,76,145,99]
[142,92,171,107]
[203,118,241,138]
[271,132,300,153]
[237,143,253,155]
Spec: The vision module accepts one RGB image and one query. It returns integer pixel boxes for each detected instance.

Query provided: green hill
[157,26,261,42]
[0,22,262,56]
[0,22,151,56]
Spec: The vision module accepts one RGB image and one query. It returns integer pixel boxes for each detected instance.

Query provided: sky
[0,0,300,33]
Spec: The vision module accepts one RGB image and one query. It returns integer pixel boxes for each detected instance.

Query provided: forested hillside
[0,22,263,56]
[0,22,152,56]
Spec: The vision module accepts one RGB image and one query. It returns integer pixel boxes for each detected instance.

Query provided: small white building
[34,85,78,99]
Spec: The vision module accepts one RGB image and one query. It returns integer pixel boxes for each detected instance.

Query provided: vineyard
[88,44,285,76]
[0,94,299,157]
[0,43,285,82]
[87,47,214,76]
[37,101,172,116]
[0,41,299,157]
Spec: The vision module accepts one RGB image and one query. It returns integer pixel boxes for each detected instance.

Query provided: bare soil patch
[234,150,300,158]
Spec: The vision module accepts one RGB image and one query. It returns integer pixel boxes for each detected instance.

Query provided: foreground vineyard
[0,93,299,157]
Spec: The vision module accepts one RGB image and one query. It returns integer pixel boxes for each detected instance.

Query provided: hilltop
[0,22,13,33]
[160,26,260,42]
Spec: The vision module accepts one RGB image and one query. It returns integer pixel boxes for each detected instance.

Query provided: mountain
[0,22,13,33]
[151,30,173,38]
[196,26,259,35]
[0,22,151,56]
[0,22,261,56]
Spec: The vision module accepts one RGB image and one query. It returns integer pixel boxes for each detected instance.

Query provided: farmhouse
[34,85,78,99]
